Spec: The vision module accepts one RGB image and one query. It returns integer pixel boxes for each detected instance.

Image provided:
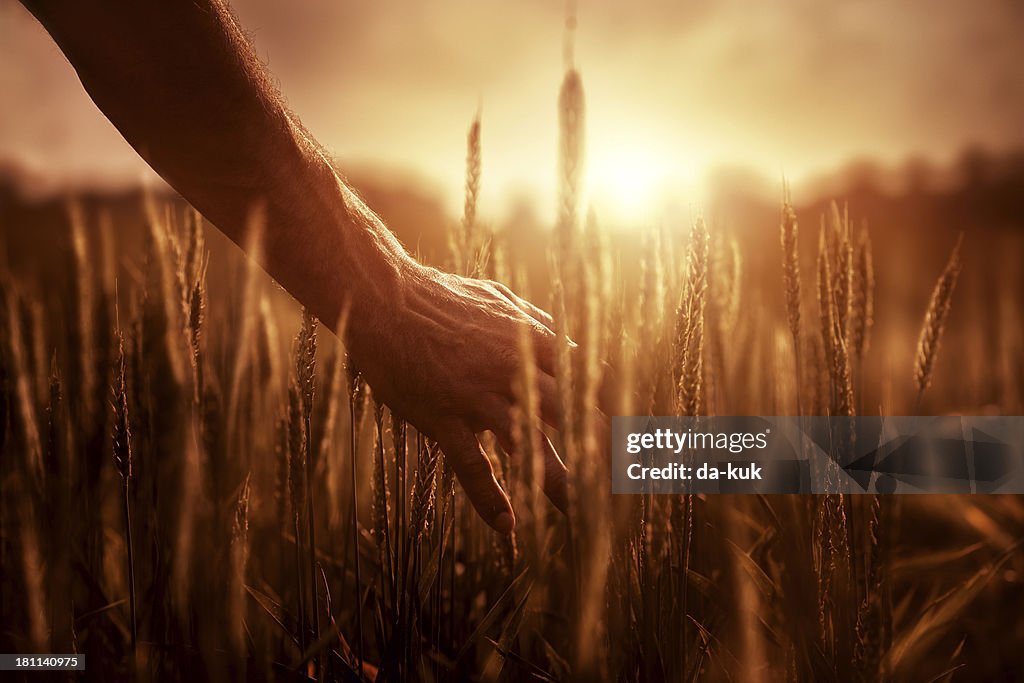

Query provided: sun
[587,143,701,224]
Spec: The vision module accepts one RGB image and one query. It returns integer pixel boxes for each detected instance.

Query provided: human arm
[19,0,568,531]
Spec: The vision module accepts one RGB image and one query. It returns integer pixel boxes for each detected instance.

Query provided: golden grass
[0,68,1021,683]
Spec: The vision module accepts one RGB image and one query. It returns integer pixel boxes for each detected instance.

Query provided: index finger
[436,423,515,533]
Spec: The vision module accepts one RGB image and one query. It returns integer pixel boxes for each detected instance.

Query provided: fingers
[487,281,563,377]
[535,372,563,429]
[534,349,616,420]
[531,362,606,428]
[535,432,569,513]
[492,281,555,330]
[528,327,557,376]
[490,414,569,515]
[437,424,515,533]
[533,364,612,461]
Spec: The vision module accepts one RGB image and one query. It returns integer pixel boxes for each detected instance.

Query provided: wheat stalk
[675,218,709,416]
[68,201,97,424]
[558,70,584,241]
[4,285,42,484]
[780,193,803,415]
[556,67,585,329]
[851,226,874,413]
[462,114,482,274]
[187,246,208,390]
[817,223,836,412]
[345,354,366,673]
[286,377,307,655]
[781,198,802,343]
[112,317,136,656]
[410,441,441,545]
[229,473,251,655]
[913,234,964,408]
[512,319,547,556]
[833,326,855,417]
[274,413,290,595]
[706,232,727,413]
[295,309,320,670]
[851,227,874,360]
[577,213,607,459]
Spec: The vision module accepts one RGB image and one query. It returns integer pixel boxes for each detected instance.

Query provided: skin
[19,0,571,532]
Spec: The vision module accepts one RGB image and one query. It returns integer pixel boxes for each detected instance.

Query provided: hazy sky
[2,0,1022,220]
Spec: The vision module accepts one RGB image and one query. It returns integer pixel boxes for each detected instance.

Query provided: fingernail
[493,511,515,534]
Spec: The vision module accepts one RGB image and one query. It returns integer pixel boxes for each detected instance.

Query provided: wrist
[333,221,418,351]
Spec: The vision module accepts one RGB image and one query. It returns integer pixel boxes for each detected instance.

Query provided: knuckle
[530,320,554,342]
[493,281,515,298]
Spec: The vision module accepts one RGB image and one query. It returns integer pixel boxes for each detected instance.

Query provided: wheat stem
[913,234,964,409]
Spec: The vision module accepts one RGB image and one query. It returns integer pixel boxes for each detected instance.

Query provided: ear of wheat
[817,222,836,411]
[913,234,965,405]
[780,192,803,414]
[674,218,709,417]
[781,199,802,346]
[463,115,481,273]
[556,67,586,331]
[112,322,136,655]
[851,226,875,361]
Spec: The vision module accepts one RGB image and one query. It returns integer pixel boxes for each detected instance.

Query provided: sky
[2,0,1023,222]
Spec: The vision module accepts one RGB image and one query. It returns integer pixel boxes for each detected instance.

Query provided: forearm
[20,0,571,532]
[22,0,411,329]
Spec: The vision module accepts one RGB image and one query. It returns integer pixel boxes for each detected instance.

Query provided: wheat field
[1,66,1023,683]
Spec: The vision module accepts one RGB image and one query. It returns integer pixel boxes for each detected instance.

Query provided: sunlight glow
[587,143,703,225]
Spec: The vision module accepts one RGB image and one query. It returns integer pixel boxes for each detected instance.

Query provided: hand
[344,259,569,533]
[17,0,574,535]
